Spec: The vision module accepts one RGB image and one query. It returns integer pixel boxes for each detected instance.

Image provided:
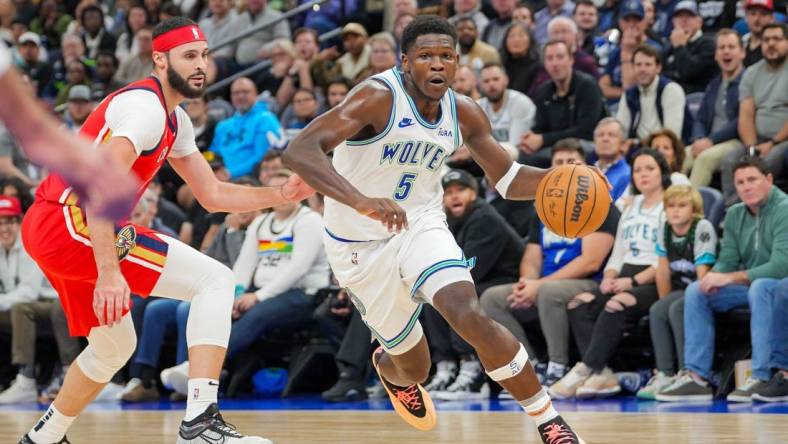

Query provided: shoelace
[210,412,243,437]
[542,423,577,444]
[394,385,423,411]
[446,367,481,391]
[739,378,760,391]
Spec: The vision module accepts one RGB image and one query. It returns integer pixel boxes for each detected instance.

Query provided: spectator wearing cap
[534,0,577,46]
[209,77,284,179]
[61,85,94,132]
[685,29,746,188]
[235,0,291,67]
[0,196,80,404]
[79,5,116,60]
[455,17,500,75]
[114,26,153,85]
[15,32,52,97]
[337,23,371,82]
[662,1,718,94]
[742,0,776,67]
[599,0,664,103]
[418,169,525,399]
[720,23,788,205]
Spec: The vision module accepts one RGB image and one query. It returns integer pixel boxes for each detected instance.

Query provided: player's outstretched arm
[0,67,138,221]
[283,80,408,232]
[455,95,549,200]
[168,151,314,213]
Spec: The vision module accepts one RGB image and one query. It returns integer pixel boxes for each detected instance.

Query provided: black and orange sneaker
[372,347,436,431]
[537,416,586,444]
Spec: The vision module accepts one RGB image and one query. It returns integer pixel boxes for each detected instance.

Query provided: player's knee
[77,317,137,383]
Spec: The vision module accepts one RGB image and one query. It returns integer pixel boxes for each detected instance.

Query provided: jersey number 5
[394,172,418,201]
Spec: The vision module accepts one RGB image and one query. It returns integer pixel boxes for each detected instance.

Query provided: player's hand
[93,268,130,326]
[280,174,315,202]
[233,293,259,318]
[71,153,139,223]
[354,196,408,233]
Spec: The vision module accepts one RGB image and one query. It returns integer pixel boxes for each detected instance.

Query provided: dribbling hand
[93,268,130,326]
[354,196,408,233]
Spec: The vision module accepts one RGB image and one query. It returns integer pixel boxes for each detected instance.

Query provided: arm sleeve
[232,215,263,290]
[170,107,199,158]
[693,219,718,266]
[662,83,686,138]
[508,94,536,146]
[104,90,166,154]
[746,207,788,281]
[0,249,44,311]
[255,211,325,300]
[462,213,514,282]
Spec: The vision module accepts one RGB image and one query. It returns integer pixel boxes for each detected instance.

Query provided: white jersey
[323,68,463,241]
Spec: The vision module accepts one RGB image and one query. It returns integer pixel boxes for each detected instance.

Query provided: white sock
[28,404,75,443]
[519,389,559,426]
[184,378,219,421]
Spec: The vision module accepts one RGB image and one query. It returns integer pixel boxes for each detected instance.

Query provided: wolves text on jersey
[379,140,449,172]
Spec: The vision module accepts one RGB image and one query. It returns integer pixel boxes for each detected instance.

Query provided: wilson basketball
[535,164,611,239]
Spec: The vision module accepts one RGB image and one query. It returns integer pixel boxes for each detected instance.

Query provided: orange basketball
[535,164,611,239]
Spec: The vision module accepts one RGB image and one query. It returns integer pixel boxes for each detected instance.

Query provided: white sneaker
[424,360,457,392]
[121,378,143,396]
[161,361,190,396]
[94,382,125,402]
[0,374,37,404]
[176,403,273,444]
[548,362,591,400]
[637,372,676,400]
[433,360,489,401]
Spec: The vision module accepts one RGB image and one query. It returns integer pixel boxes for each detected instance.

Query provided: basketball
[535,164,611,239]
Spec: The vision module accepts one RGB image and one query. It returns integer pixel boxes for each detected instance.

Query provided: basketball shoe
[176,403,273,444]
[372,347,436,431]
[537,416,586,444]
[432,359,489,401]
[18,434,70,444]
[424,360,457,392]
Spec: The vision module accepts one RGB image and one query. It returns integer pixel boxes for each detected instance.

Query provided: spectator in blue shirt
[209,77,284,178]
[594,118,632,201]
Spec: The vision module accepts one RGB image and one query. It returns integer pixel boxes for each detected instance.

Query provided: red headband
[153,25,206,52]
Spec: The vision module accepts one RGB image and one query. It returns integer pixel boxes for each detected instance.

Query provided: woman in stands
[549,148,669,399]
[646,128,690,184]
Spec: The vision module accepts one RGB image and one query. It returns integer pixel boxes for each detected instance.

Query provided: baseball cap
[341,23,368,38]
[67,85,92,102]
[441,169,478,192]
[0,196,22,217]
[19,32,41,47]
[673,1,699,16]
[619,0,645,19]
[744,0,774,11]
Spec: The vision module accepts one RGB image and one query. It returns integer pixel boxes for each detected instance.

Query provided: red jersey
[35,76,195,208]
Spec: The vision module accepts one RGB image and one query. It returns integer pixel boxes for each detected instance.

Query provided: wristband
[494,162,522,198]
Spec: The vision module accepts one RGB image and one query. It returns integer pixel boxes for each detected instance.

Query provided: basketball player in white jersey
[285,16,589,444]
[0,42,137,221]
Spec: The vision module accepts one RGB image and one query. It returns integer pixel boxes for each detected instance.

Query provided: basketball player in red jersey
[0,40,137,221]
[18,18,311,444]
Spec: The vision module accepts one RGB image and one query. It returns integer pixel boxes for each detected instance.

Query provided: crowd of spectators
[0,0,786,406]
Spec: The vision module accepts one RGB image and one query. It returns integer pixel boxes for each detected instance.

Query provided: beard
[765,52,787,67]
[167,64,205,99]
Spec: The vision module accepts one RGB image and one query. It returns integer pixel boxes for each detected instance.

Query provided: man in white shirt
[477,63,535,148]
[616,44,685,141]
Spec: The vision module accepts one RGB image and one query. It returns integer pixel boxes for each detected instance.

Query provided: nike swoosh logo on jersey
[398,118,415,128]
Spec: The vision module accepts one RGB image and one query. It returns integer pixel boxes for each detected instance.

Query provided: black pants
[569,264,659,372]
[314,299,373,379]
